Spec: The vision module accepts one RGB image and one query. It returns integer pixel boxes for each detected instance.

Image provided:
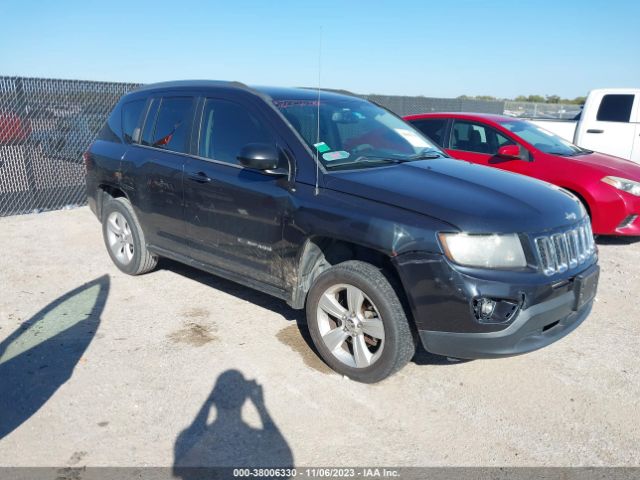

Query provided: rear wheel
[306,260,415,383]
[101,197,157,275]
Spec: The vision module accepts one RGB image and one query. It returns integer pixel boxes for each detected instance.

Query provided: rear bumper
[419,292,592,359]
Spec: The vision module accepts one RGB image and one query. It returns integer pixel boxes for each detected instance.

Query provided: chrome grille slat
[567,231,578,268]
[535,220,595,276]
[576,227,584,263]
[552,233,568,273]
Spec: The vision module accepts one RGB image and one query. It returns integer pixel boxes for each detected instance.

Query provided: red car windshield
[499,120,586,156]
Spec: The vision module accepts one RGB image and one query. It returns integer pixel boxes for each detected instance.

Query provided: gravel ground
[0,207,639,468]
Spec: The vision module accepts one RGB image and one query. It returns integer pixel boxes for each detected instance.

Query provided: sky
[0,0,638,99]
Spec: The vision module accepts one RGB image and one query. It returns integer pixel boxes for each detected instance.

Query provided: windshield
[499,120,585,156]
[273,96,446,169]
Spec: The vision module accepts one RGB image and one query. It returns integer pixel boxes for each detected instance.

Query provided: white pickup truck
[529,88,640,163]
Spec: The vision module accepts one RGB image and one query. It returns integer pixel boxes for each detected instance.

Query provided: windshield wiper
[409,152,446,160]
[546,151,577,156]
[326,150,447,170]
[407,148,449,160]
[325,156,406,169]
[574,149,594,156]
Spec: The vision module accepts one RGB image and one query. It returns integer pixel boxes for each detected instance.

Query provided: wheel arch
[96,183,129,220]
[289,236,405,311]
[560,185,594,221]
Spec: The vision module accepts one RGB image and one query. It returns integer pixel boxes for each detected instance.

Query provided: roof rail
[131,79,250,93]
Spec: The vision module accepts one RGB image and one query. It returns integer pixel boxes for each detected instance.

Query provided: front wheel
[306,261,416,383]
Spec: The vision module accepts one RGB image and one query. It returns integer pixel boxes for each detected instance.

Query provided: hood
[324,159,584,234]
[565,151,640,180]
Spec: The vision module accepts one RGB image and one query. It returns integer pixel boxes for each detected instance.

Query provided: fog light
[473,297,520,324]
[618,215,638,229]
[474,298,496,321]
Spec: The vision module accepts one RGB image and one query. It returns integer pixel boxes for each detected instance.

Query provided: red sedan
[405,112,640,236]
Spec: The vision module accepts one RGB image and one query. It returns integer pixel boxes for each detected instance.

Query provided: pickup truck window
[273,97,443,169]
[146,97,194,153]
[198,99,274,165]
[597,94,634,123]
[450,120,514,155]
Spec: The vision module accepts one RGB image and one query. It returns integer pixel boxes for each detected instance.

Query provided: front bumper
[594,190,640,236]
[393,252,599,359]
[419,289,593,359]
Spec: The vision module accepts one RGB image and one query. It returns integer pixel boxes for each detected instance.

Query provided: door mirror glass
[237,143,280,171]
[497,144,521,159]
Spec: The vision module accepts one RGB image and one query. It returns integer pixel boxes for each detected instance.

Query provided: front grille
[534,220,596,276]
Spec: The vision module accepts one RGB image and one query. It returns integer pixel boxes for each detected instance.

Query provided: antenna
[314,26,322,196]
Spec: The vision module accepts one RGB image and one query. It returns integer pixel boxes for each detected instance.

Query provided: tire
[306,260,416,383]
[101,197,158,275]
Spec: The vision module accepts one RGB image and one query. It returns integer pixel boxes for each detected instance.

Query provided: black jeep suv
[86,81,599,382]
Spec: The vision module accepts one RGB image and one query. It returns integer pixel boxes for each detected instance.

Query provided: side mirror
[237,143,279,171]
[497,144,522,159]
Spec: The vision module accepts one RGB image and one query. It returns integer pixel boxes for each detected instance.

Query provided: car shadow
[158,259,453,367]
[596,235,640,246]
[0,275,109,439]
[158,259,302,322]
[412,343,470,365]
[173,369,294,476]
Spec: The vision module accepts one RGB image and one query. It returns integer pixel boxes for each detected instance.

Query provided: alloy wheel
[106,211,134,265]
[316,283,385,368]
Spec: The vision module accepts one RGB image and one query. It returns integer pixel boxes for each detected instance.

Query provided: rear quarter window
[97,103,123,143]
[596,94,634,122]
[121,99,147,144]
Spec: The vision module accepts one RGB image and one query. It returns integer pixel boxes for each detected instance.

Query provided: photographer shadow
[173,369,293,478]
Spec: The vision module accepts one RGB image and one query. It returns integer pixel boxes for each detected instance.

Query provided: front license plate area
[573,266,599,311]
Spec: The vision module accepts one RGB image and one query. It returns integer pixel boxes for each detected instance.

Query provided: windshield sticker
[394,128,430,148]
[322,151,350,162]
[274,99,320,108]
[313,142,331,153]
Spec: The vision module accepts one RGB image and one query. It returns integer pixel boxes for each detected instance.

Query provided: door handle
[187,171,212,183]
[586,129,604,134]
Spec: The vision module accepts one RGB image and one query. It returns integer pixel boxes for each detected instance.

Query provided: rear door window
[121,99,147,144]
[198,98,274,165]
[410,118,447,146]
[596,94,634,122]
[143,96,195,153]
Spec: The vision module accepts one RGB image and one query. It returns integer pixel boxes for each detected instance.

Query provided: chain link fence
[0,76,517,217]
[503,101,582,120]
[364,94,504,116]
[0,77,139,216]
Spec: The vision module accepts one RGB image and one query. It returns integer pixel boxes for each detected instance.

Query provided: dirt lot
[0,207,639,467]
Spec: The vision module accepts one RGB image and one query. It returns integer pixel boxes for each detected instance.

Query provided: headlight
[438,233,527,269]
[601,176,640,196]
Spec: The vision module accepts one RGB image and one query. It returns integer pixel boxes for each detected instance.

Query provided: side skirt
[148,244,293,304]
